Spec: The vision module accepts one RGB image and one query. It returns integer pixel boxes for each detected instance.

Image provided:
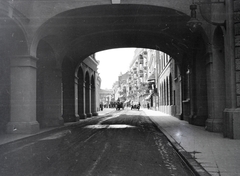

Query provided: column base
[189,115,207,126]
[223,108,240,139]
[205,118,223,132]
[6,121,39,134]
[40,118,64,128]
[79,113,87,119]
[86,113,92,118]
[62,114,79,122]
[92,112,98,116]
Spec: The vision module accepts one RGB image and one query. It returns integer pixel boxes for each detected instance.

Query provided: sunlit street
[0,109,193,176]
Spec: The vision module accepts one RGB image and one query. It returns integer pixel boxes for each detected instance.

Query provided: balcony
[139,55,143,63]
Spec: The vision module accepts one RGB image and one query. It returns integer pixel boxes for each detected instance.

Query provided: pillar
[74,76,80,121]
[62,69,78,122]
[86,84,92,117]
[78,82,86,119]
[205,47,224,132]
[7,55,39,134]
[223,0,240,139]
[91,85,98,116]
[40,69,64,127]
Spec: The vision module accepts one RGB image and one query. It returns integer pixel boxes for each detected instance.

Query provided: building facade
[0,0,239,138]
[99,89,113,108]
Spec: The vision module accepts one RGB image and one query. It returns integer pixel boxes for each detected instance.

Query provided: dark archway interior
[34,4,208,126]
[36,4,204,67]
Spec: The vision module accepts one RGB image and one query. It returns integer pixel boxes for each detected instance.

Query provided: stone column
[87,84,92,117]
[74,76,80,121]
[7,55,39,134]
[78,82,86,119]
[40,69,64,127]
[62,70,77,122]
[205,47,224,132]
[92,85,98,116]
[223,0,240,139]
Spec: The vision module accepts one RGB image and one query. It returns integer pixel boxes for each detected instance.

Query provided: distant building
[127,48,149,107]
[99,89,113,108]
[118,71,129,102]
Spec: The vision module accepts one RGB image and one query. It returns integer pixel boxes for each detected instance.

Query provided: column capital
[75,76,79,84]
[81,82,85,87]
[11,55,38,68]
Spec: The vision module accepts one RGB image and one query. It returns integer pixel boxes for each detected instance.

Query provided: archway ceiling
[0,16,28,56]
[38,4,196,63]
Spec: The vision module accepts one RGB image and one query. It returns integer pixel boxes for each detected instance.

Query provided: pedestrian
[147,103,150,109]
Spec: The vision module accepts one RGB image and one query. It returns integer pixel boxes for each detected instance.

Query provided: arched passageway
[2,2,237,138]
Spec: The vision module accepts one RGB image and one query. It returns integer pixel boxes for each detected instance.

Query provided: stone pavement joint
[142,108,240,176]
[147,112,211,176]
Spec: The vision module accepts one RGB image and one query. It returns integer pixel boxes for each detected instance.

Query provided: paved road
[0,109,194,176]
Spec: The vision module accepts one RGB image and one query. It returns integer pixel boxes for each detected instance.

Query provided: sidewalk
[0,108,115,146]
[142,109,240,176]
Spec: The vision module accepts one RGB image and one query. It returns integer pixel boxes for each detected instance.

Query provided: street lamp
[187,4,202,31]
[187,0,226,31]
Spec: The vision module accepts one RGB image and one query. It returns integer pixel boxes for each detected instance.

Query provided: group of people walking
[99,101,151,111]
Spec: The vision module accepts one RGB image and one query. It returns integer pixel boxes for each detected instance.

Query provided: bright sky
[95,48,136,89]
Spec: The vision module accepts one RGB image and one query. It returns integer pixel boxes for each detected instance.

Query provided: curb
[0,111,115,149]
[146,114,211,176]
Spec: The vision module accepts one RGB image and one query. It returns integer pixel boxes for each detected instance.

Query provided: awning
[124,99,130,104]
[145,94,152,100]
[147,72,155,81]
